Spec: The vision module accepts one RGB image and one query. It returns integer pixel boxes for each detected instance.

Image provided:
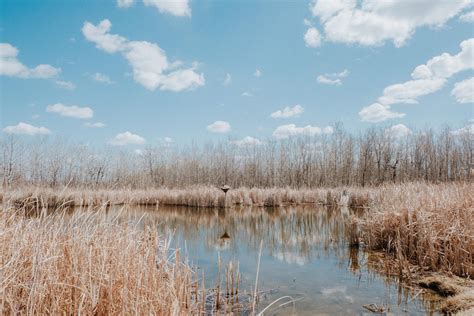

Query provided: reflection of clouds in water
[274,251,307,266]
[321,286,354,303]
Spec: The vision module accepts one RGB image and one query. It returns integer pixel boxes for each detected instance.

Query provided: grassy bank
[3,185,372,209]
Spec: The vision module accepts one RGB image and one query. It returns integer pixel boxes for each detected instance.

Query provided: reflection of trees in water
[113,205,362,265]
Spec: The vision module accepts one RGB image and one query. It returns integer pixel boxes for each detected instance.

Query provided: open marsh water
[107,205,440,315]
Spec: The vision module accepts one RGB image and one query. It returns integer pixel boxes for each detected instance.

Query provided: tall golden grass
[359,182,474,278]
[0,204,255,314]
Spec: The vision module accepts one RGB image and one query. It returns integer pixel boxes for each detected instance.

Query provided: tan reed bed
[358,182,474,278]
[2,185,372,210]
[0,204,251,315]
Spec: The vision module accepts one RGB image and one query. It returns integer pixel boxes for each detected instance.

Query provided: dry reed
[359,182,474,278]
[0,203,250,314]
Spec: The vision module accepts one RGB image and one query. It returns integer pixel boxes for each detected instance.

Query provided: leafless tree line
[1,125,472,189]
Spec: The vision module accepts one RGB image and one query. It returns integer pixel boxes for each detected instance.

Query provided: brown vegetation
[0,205,251,315]
[359,182,473,278]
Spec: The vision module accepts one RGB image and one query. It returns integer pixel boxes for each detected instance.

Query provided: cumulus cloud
[0,43,60,79]
[273,124,333,139]
[118,0,190,16]
[304,27,322,48]
[109,131,145,146]
[3,122,51,135]
[270,104,304,118]
[117,0,135,8]
[55,80,76,90]
[91,72,113,84]
[360,38,474,122]
[385,124,411,138]
[143,0,191,17]
[451,123,474,135]
[230,136,263,147]
[241,91,253,97]
[459,11,474,23]
[84,122,106,128]
[207,121,231,133]
[46,103,93,119]
[82,19,204,91]
[451,77,474,104]
[254,69,262,77]
[317,69,349,85]
[359,103,405,123]
[378,78,446,105]
[309,0,471,47]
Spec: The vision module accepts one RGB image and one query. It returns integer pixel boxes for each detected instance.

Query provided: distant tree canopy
[1,125,472,188]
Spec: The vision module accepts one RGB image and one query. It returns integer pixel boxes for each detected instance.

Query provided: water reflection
[104,205,438,315]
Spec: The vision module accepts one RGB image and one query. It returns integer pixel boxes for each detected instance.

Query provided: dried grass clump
[0,207,204,314]
[360,182,474,278]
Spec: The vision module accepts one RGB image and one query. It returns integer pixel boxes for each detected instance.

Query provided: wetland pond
[103,205,440,315]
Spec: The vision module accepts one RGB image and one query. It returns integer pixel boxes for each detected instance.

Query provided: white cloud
[84,122,106,128]
[143,0,191,17]
[0,43,60,79]
[82,19,204,91]
[241,91,253,97]
[359,103,405,123]
[109,131,145,146]
[160,136,174,144]
[309,0,471,47]
[317,75,341,85]
[317,69,349,85]
[270,104,304,118]
[385,124,411,138]
[55,80,76,90]
[360,38,474,122]
[459,11,474,23]
[378,78,446,105]
[207,121,231,133]
[223,73,231,86]
[254,69,262,77]
[3,122,51,135]
[117,0,135,8]
[451,77,474,104]
[273,124,333,139]
[91,72,113,84]
[46,103,93,119]
[304,27,322,48]
[230,136,263,147]
[451,124,474,135]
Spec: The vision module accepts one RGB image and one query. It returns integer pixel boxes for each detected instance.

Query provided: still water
[109,205,440,315]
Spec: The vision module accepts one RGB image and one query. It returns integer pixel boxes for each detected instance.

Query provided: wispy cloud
[207,121,231,133]
[317,69,349,85]
[223,73,231,86]
[46,103,93,119]
[273,124,333,139]
[270,104,304,118]
[55,80,76,90]
[91,72,113,84]
[84,122,106,128]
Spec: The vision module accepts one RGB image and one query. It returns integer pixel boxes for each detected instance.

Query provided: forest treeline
[1,125,472,188]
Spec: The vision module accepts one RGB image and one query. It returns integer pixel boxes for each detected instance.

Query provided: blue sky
[1,0,473,147]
